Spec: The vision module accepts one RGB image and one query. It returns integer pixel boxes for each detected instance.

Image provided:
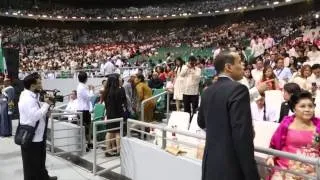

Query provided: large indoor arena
[1,0,320,179]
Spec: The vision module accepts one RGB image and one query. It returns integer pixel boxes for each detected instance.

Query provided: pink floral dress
[269,116,320,180]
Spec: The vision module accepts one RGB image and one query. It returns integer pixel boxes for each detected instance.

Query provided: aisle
[0,137,107,180]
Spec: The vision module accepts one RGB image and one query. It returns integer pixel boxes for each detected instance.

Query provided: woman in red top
[156,66,166,82]
[259,65,280,90]
[165,65,174,80]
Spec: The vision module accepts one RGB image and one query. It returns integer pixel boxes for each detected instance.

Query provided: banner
[0,40,7,74]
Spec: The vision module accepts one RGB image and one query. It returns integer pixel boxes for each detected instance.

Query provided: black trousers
[78,110,91,144]
[183,94,199,117]
[21,141,49,180]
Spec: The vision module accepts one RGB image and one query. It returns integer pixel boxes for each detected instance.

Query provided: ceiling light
[224,9,230,12]
[273,1,279,5]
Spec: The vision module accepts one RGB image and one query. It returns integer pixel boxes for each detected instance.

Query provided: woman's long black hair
[103,74,120,104]
[175,57,184,73]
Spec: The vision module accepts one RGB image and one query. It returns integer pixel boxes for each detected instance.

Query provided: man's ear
[224,63,232,73]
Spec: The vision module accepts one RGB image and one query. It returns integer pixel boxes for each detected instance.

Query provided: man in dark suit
[198,51,260,180]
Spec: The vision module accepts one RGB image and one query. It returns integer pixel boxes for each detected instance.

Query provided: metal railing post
[141,102,145,123]
[316,159,320,180]
[50,114,55,153]
[162,129,166,149]
[127,120,131,138]
[79,112,85,155]
[120,118,124,137]
[93,121,97,175]
[166,91,170,122]
[140,102,146,139]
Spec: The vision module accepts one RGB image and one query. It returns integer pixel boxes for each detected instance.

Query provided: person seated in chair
[279,83,301,123]
[64,90,78,122]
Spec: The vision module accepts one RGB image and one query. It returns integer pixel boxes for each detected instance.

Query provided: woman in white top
[290,64,312,91]
[173,57,185,111]
[240,67,255,89]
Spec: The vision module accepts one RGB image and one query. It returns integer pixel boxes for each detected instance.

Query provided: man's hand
[257,79,274,95]
[44,96,54,105]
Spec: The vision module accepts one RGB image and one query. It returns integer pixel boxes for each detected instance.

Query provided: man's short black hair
[78,71,88,83]
[312,64,320,70]
[214,51,236,74]
[189,56,197,62]
[23,72,41,90]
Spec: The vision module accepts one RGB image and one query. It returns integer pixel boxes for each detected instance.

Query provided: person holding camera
[180,56,202,119]
[18,72,57,180]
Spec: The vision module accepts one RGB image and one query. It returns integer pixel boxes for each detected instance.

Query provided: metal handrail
[128,119,205,140]
[21,66,143,75]
[49,112,85,155]
[126,119,320,178]
[92,118,124,175]
[255,146,319,165]
[141,90,170,123]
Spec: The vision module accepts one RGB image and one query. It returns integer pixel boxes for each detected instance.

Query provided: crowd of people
[1,0,278,18]
[0,11,318,80]
[0,2,320,179]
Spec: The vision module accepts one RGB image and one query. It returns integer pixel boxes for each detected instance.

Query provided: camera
[39,89,64,104]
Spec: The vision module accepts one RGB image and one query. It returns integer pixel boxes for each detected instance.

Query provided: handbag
[14,120,40,148]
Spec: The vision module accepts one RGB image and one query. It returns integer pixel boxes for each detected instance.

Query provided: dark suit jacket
[198,77,260,180]
[279,102,290,123]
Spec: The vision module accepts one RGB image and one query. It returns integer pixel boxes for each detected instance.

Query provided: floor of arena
[0,120,129,180]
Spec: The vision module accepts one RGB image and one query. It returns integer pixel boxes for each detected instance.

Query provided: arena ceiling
[48,0,205,8]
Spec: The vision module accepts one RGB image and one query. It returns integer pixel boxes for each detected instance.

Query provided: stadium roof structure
[0,0,314,22]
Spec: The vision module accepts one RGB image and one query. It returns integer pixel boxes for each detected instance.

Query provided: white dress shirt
[76,83,94,111]
[307,50,320,62]
[103,61,116,75]
[251,69,263,83]
[250,102,277,122]
[18,90,50,142]
[180,65,201,95]
[308,74,320,87]
[274,67,292,82]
